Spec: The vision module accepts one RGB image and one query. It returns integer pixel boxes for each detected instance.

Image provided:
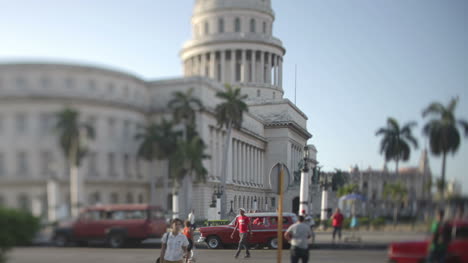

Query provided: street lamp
[318,169,333,228]
[213,185,223,219]
[299,145,311,216]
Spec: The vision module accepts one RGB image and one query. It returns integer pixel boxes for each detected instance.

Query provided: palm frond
[422,102,445,118]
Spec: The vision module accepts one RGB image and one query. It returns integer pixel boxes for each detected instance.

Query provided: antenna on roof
[294,64,297,104]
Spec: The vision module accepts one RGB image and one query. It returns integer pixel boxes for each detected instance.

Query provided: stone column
[251,51,256,83]
[230,50,236,84]
[200,53,206,76]
[279,57,283,90]
[270,53,275,86]
[220,50,226,83]
[275,55,280,88]
[267,53,272,85]
[210,51,216,79]
[232,139,237,183]
[241,49,247,82]
[259,52,265,84]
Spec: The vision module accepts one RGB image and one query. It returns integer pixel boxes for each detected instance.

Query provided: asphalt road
[9,247,388,263]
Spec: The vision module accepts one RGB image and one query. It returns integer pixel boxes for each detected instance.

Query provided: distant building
[309,150,432,218]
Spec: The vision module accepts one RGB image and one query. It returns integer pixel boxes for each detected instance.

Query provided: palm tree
[168,88,203,138]
[55,107,94,218]
[215,84,248,219]
[375,117,419,176]
[422,97,468,200]
[170,131,209,216]
[383,182,408,225]
[135,119,180,208]
[167,89,206,217]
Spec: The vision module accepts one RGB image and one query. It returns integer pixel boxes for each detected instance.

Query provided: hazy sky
[1,0,467,193]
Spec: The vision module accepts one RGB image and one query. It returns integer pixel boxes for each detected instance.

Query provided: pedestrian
[284,215,312,263]
[159,218,189,263]
[187,209,196,230]
[230,208,252,259]
[427,210,450,263]
[182,220,194,263]
[330,208,344,243]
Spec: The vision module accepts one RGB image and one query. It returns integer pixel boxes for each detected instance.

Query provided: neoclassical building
[0,0,313,221]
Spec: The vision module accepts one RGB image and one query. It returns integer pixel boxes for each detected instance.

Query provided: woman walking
[182,220,194,262]
[159,218,189,263]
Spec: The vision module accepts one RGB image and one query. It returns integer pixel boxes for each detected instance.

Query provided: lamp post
[299,146,310,215]
[318,169,333,228]
[214,185,223,219]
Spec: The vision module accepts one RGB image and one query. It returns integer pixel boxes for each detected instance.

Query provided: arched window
[235,17,241,32]
[257,90,261,97]
[250,19,256,33]
[262,21,267,33]
[218,18,224,33]
[204,21,209,35]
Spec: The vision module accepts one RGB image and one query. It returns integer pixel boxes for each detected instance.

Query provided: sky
[0,0,467,193]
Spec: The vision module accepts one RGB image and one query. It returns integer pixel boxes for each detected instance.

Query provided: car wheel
[108,233,126,248]
[206,236,222,249]
[268,238,279,249]
[54,234,69,247]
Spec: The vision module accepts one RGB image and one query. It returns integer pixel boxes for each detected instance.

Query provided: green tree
[375,117,419,176]
[168,88,203,139]
[383,182,408,225]
[215,84,248,219]
[168,89,207,217]
[54,107,94,218]
[135,119,180,208]
[422,97,468,200]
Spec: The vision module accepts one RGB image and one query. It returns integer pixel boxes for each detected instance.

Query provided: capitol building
[0,0,314,221]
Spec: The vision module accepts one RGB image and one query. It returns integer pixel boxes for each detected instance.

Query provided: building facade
[0,0,314,221]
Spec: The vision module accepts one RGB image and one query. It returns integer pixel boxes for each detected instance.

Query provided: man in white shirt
[160,218,189,263]
[187,209,196,230]
[284,215,312,263]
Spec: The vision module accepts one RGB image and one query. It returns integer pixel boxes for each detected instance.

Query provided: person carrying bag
[156,218,189,263]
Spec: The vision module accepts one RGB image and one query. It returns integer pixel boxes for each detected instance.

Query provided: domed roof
[194,0,274,16]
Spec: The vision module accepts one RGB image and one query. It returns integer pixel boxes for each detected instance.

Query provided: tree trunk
[220,122,233,219]
[150,160,157,207]
[69,140,79,218]
[441,152,447,203]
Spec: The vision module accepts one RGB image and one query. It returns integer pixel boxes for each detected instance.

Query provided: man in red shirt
[231,208,252,259]
[331,208,344,243]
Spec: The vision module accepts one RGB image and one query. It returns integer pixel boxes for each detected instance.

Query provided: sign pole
[277,164,284,263]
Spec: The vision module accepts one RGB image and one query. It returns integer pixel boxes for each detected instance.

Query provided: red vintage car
[53,204,166,248]
[198,212,298,249]
[387,220,468,263]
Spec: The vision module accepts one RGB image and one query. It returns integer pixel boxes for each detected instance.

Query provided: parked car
[387,220,468,263]
[198,212,298,249]
[53,204,166,248]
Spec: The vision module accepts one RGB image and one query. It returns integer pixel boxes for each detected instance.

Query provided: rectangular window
[108,117,115,137]
[39,113,54,135]
[17,152,28,175]
[40,151,52,176]
[123,120,130,138]
[15,113,27,134]
[135,157,141,178]
[108,153,115,176]
[110,193,119,204]
[263,22,266,34]
[65,78,75,89]
[16,77,27,89]
[271,197,276,208]
[40,77,51,89]
[123,154,130,177]
[87,116,97,138]
[88,152,97,176]
[88,79,96,91]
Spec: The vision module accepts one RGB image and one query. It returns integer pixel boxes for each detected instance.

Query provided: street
[10,247,387,263]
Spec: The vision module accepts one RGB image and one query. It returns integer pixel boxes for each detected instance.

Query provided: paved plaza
[10,247,387,263]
